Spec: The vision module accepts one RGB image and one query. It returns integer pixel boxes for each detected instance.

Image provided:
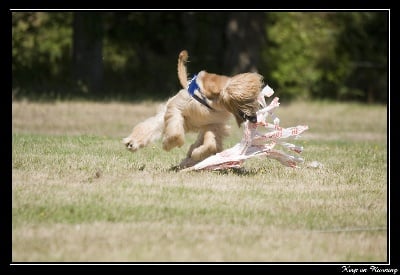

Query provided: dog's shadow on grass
[169,165,260,176]
[213,167,261,176]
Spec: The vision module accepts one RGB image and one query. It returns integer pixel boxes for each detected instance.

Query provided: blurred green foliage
[12,12,74,98]
[11,11,388,103]
[264,12,337,100]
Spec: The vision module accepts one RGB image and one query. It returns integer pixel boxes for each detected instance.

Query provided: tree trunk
[224,12,267,74]
[72,12,103,94]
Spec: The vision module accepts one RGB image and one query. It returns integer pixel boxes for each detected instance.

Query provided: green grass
[12,100,387,262]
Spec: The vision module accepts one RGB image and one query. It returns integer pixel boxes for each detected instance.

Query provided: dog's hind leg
[190,130,220,161]
[173,135,205,169]
[122,104,166,152]
[189,124,228,162]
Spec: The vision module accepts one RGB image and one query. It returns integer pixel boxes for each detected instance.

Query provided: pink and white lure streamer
[183,85,309,171]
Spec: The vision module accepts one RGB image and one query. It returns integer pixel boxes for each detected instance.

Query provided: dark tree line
[12,11,388,103]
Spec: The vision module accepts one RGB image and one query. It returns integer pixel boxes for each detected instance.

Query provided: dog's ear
[197,71,230,99]
[221,73,264,126]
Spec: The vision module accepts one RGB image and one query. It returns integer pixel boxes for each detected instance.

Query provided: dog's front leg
[162,107,185,151]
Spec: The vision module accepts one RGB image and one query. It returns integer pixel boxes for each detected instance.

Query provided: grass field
[12,99,388,263]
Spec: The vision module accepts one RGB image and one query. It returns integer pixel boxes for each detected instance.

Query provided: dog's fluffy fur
[123,50,264,168]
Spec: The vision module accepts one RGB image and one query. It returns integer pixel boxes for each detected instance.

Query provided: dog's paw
[122,137,140,152]
[178,157,199,169]
[162,134,184,151]
[169,158,198,171]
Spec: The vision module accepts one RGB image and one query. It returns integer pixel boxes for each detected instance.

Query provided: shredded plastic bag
[182,85,309,171]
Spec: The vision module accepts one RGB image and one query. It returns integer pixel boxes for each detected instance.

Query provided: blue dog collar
[188,74,199,96]
[187,74,213,110]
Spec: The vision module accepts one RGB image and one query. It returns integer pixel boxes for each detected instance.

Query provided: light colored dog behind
[123,50,264,169]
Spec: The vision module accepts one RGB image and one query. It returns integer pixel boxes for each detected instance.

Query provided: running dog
[123,50,264,168]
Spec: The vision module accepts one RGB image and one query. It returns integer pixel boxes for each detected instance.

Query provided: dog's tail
[122,103,167,152]
[177,50,189,88]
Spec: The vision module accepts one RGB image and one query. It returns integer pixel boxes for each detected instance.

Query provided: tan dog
[123,50,264,168]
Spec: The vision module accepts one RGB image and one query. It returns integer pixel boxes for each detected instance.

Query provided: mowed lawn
[12,99,388,263]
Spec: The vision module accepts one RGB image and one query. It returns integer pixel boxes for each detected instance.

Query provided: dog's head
[196,71,264,126]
